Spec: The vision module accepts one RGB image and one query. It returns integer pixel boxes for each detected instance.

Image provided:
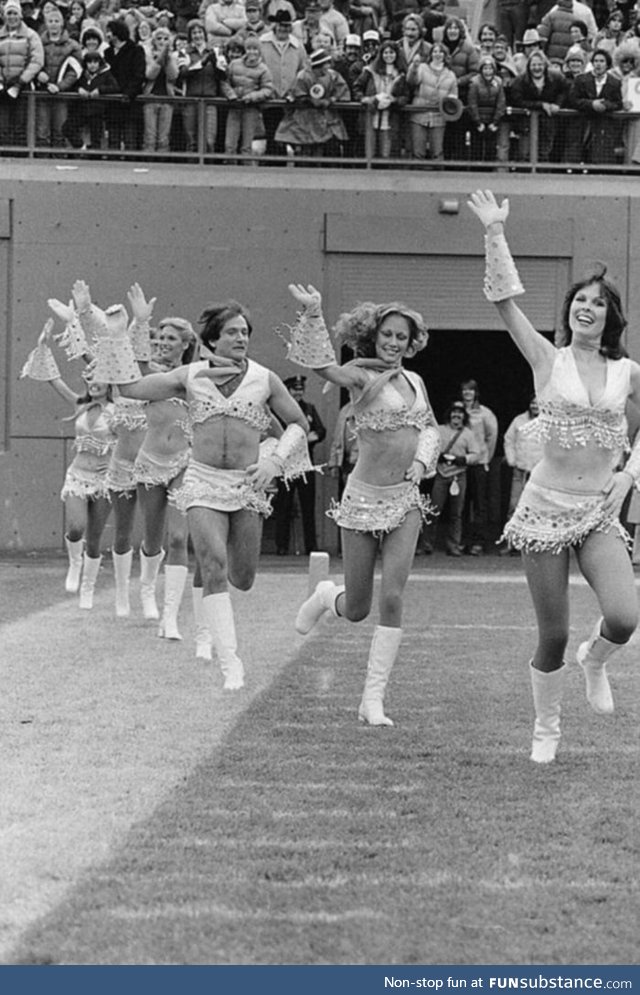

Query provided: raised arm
[20,319,80,405]
[467,190,555,383]
[282,284,369,392]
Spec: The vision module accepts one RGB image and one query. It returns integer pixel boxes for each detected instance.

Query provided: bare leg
[522,548,571,672]
[137,483,168,557]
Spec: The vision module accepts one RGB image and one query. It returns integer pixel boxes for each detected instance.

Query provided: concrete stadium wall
[2,162,640,552]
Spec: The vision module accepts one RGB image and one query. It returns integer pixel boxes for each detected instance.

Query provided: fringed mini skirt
[105,453,138,496]
[327,476,437,537]
[135,447,190,489]
[170,458,272,517]
[61,462,111,502]
[501,479,630,554]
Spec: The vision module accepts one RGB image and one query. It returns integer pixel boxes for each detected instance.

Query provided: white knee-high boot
[158,564,188,640]
[358,625,402,727]
[576,618,619,715]
[530,663,565,764]
[202,592,244,689]
[112,548,133,617]
[79,553,102,610]
[139,548,165,620]
[65,536,84,593]
[295,580,344,635]
[192,586,213,661]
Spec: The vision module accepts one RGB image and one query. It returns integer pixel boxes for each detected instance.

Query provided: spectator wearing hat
[467,53,506,159]
[594,8,624,52]
[224,33,273,160]
[238,0,269,39]
[509,48,568,160]
[260,9,306,150]
[104,18,146,149]
[358,37,408,156]
[568,45,623,163]
[263,0,298,24]
[141,23,179,152]
[63,46,118,145]
[275,45,350,154]
[178,18,232,153]
[513,25,541,70]
[334,32,363,93]
[361,27,381,62]
[35,2,82,147]
[201,0,247,46]
[292,0,323,53]
[274,375,326,556]
[0,0,44,144]
[406,40,458,160]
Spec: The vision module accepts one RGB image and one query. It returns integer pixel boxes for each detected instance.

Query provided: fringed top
[186,359,272,433]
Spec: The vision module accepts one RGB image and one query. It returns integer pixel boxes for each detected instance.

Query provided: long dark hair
[557,270,628,359]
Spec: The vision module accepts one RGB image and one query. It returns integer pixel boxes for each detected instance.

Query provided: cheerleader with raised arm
[282,283,439,727]
[468,189,640,763]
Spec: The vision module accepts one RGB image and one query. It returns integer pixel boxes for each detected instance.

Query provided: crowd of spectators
[1,0,640,165]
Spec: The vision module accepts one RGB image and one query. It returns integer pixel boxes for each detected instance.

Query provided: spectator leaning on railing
[142,24,179,152]
[0,0,44,144]
[260,9,306,150]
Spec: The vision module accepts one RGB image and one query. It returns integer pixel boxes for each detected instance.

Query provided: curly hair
[557,268,627,359]
[333,301,429,359]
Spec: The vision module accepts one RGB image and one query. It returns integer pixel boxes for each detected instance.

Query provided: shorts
[501,478,630,554]
[327,475,436,536]
[106,454,138,496]
[61,463,111,502]
[170,458,272,517]
[135,447,190,488]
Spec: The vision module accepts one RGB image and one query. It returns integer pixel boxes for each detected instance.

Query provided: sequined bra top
[111,396,148,433]
[531,348,631,453]
[352,369,431,434]
[146,396,192,440]
[186,359,272,433]
[74,402,116,455]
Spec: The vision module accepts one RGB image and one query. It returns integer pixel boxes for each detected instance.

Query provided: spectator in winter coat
[104,18,146,148]
[274,46,350,156]
[406,40,457,159]
[537,0,597,59]
[35,4,83,146]
[260,10,306,150]
[0,0,44,144]
[142,24,179,152]
[467,54,507,159]
[237,0,269,40]
[318,0,349,50]
[510,49,568,160]
[333,32,364,96]
[224,34,273,159]
[439,16,479,158]
[62,48,118,146]
[611,38,640,162]
[177,17,232,152]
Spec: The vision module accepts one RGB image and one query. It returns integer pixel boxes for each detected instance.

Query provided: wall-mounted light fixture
[438,198,460,214]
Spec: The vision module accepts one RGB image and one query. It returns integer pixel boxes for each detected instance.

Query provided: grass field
[2,555,639,965]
